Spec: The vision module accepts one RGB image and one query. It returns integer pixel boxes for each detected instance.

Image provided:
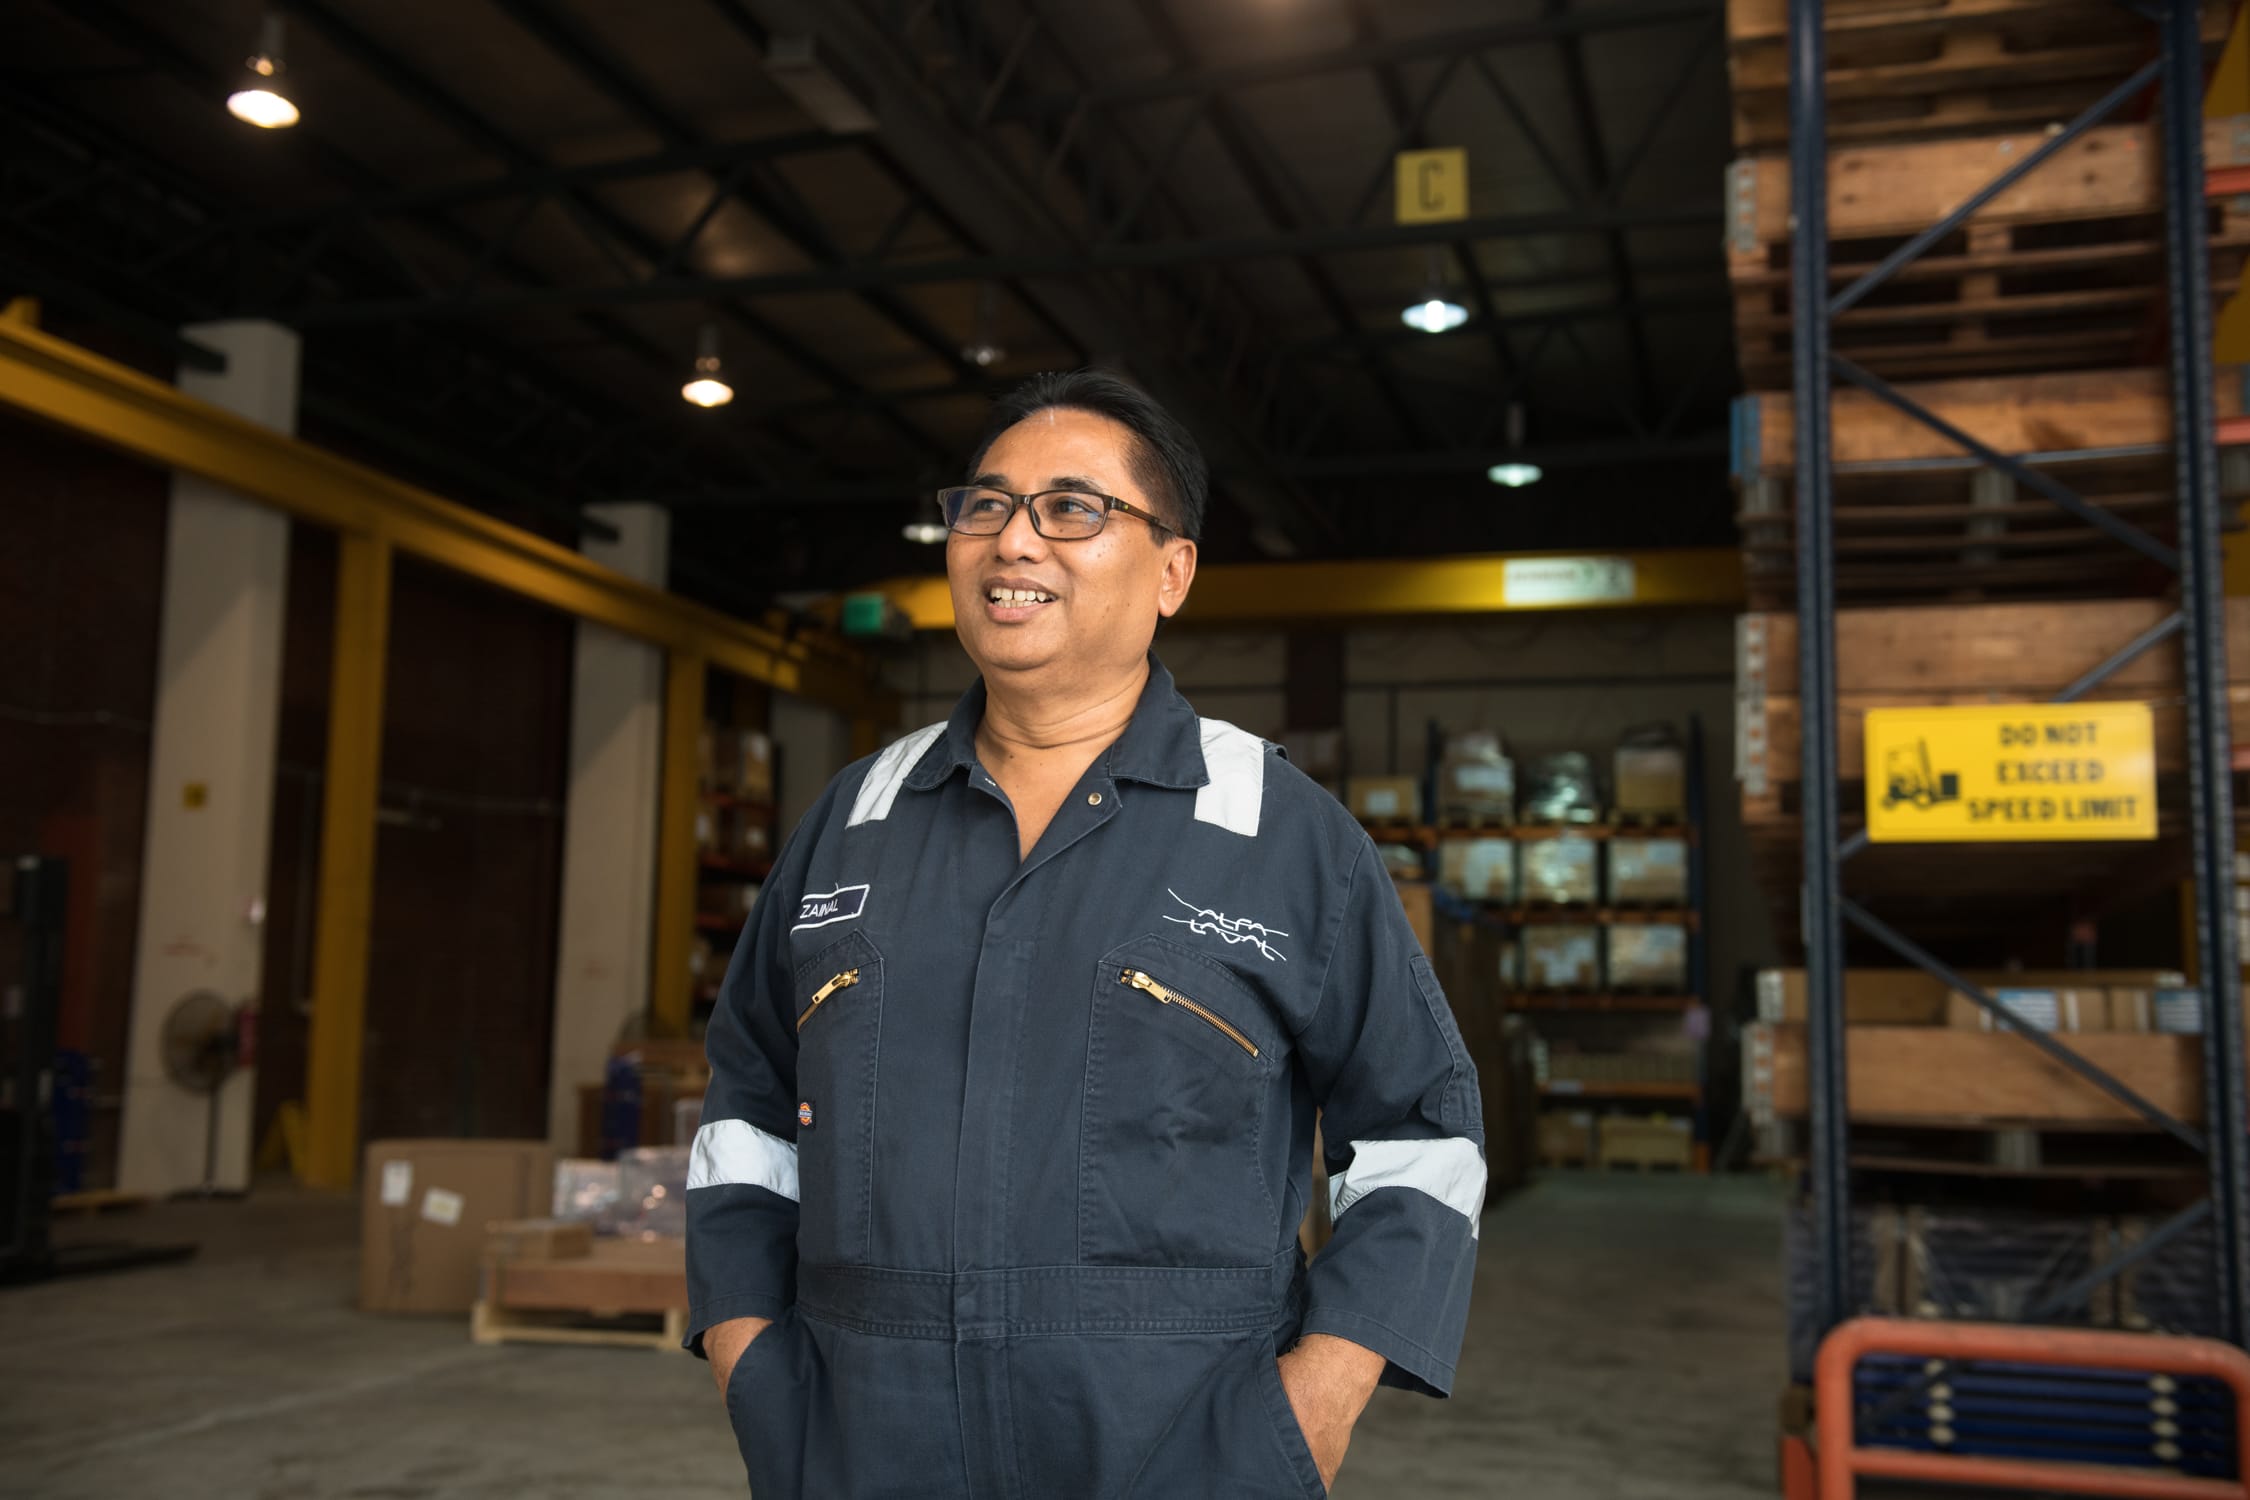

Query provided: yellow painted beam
[650,652,707,1040]
[301,530,394,1191]
[843,548,1745,631]
[2210,0,2250,119]
[0,317,893,721]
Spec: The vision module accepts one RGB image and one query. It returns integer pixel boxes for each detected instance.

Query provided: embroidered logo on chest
[792,884,869,932]
[1163,887,1289,962]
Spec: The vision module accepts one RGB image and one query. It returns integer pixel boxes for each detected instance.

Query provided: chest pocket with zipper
[792,928,883,1266]
[1081,936,1278,1268]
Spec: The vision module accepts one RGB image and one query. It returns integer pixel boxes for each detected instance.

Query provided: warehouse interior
[7,0,2250,1495]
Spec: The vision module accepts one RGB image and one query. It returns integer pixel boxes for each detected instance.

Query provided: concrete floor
[2,1172,1788,1499]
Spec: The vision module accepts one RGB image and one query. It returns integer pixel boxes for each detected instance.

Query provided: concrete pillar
[772,692,853,839]
[117,321,299,1195]
[546,505,668,1152]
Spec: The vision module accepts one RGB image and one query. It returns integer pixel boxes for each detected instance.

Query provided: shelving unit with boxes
[689,677,777,1028]
[1739,0,2250,1489]
[1350,722,1713,1175]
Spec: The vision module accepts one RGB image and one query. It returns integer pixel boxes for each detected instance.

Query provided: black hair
[966,369,1208,542]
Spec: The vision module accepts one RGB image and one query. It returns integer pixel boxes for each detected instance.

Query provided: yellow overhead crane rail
[836,547,1746,632]
[0,303,890,719]
[0,304,893,1189]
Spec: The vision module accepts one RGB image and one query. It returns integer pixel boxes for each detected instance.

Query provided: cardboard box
[1755,969,1949,1026]
[1537,1110,1596,1166]
[1597,1113,1693,1171]
[1615,743,1686,819]
[1970,970,2185,990]
[1348,774,1421,824]
[1944,987,2093,1033]
[1522,925,1600,991]
[1437,837,1515,903]
[1547,1048,1697,1086]
[361,1139,556,1315]
[1607,925,1689,991]
[1607,837,1688,905]
[485,1217,595,1262]
[1520,836,1599,905]
[1393,877,1436,959]
[2108,989,2153,1033]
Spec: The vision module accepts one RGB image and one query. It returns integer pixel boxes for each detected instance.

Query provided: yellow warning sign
[1396,148,1468,224]
[1864,703,2156,843]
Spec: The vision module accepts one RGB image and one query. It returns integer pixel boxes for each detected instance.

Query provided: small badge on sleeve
[797,1100,815,1129]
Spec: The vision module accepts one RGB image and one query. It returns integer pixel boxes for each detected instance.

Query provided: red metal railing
[1815,1317,2250,1499]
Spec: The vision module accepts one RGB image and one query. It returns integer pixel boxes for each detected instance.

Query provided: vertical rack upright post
[1786,0,1852,1344]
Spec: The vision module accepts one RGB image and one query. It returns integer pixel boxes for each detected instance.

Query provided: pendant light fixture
[960,283,1005,369]
[1400,248,1468,334]
[226,13,300,129]
[680,323,735,407]
[1486,402,1542,487]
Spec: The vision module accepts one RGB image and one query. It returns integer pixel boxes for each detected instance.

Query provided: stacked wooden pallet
[1735,593,2250,943]
[1727,0,2233,151]
[1725,0,2239,606]
[1734,367,2250,608]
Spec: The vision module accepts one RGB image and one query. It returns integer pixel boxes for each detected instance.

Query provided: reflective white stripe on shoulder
[1194,718,1265,837]
[846,722,946,828]
[1328,1137,1486,1239]
[687,1119,800,1202]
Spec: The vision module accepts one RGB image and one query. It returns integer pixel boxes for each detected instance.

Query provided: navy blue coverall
[687,658,1484,1498]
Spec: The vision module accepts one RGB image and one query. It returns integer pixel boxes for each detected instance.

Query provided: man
[687,371,1483,1498]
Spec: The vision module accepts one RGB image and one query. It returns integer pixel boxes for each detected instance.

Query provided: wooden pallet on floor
[1727,117,2250,386]
[49,1188,150,1217]
[1726,0,2233,150]
[470,1300,689,1353]
[472,1236,689,1355]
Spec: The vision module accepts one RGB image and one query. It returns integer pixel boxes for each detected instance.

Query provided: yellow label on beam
[1864,703,2156,843]
[1396,148,1468,224]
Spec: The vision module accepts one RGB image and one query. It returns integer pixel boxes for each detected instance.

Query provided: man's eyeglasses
[936,486,1174,541]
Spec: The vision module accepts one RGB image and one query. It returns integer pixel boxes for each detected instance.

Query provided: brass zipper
[797,968,861,1030]
[1119,969,1259,1058]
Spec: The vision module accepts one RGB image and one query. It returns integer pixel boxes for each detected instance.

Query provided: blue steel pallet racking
[1786,0,2250,1367]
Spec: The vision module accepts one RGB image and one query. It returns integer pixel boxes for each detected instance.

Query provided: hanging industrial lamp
[681,323,735,407]
[1400,248,1468,333]
[226,13,300,129]
[961,283,1005,369]
[1486,402,1542,487]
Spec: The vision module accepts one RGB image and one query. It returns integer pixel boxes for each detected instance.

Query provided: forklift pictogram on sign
[1881,740,1961,811]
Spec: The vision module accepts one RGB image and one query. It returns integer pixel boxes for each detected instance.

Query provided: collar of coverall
[903,652,1213,796]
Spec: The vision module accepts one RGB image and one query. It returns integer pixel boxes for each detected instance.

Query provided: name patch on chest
[787,886,864,931]
[792,884,870,932]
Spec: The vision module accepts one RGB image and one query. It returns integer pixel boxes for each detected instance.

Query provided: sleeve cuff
[1297,1306,1457,1398]
[684,1288,793,1357]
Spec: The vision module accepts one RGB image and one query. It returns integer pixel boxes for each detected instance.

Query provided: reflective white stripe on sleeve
[1328,1137,1486,1239]
[688,1119,800,1202]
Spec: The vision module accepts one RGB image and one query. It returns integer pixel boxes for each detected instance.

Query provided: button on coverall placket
[687,658,1484,1498]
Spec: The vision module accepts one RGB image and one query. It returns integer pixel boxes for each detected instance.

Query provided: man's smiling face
[946,407,1196,684]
